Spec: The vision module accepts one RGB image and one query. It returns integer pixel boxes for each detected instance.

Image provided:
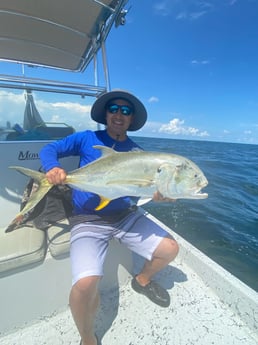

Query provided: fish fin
[5,182,54,233]
[5,214,24,233]
[9,166,45,181]
[92,145,117,157]
[9,166,53,211]
[94,195,111,211]
[5,166,54,232]
[137,198,152,206]
[107,179,154,187]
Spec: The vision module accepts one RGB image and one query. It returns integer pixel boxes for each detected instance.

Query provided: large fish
[5,145,208,232]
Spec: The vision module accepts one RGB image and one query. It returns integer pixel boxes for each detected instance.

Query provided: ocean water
[132,136,258,292]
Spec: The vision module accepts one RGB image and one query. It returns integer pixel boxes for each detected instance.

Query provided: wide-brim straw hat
[91,90,147,131]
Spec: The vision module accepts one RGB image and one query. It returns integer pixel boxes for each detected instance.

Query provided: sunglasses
[106,103,133,116]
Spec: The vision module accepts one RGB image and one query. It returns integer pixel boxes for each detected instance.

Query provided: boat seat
[0,219,70,275]
[47,219,71,258]
[6,131,21,141]
[5,125,75,141]
[0,226,46,275]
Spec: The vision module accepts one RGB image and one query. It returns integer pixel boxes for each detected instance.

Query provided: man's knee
[69,276,101,317]
[168,238,179,260]
[154,237,179,262]
[72,276,101,296]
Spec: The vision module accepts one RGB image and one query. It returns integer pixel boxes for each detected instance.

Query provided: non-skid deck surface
[1,258,257,345]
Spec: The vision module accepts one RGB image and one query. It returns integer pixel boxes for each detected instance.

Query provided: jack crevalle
[6,145,208,232]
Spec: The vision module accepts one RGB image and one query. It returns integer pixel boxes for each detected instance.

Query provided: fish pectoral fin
[94,195,111,211]
[137,197,152,206]
[107,179,154,187]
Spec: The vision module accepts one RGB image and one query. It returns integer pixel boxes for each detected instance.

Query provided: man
[40,90,179,345]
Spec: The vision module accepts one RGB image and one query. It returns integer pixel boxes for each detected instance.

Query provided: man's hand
[152,191,176,202]
[46,167,67,185]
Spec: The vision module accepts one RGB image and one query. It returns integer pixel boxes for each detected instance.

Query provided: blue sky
[105,0,258,144]
[0,0,258,144]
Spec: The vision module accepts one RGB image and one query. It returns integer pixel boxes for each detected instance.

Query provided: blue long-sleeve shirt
[39,129,142,215]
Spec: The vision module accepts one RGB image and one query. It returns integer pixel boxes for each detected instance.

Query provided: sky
[0,0,258,144]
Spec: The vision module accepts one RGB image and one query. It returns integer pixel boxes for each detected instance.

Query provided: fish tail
[5,166,54,233]
[5,214,24,233]
[9,166,46,182]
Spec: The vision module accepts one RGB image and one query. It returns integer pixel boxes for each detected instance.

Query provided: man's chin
[111,124,126,133]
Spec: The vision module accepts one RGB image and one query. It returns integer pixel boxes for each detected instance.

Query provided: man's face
[106,99,134,138]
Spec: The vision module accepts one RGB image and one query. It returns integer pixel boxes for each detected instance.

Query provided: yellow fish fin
[95,195,111,211]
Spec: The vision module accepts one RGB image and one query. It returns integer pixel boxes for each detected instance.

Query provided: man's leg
[69,221,111,345]
[69,276,101,345]
[118,211,179,306]
[131,236,179,307]
[136,237,179,285]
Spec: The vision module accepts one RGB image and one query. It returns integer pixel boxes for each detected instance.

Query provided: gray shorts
[70,209,170,285]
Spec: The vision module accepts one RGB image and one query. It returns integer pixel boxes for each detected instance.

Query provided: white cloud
[191,59,210,65]
[159,118,209,137]
[176,11,187,20]
[143,121,163,133]
[0,90,25,126]
[37,100,94,131]
[148,96,159,103]
[153,1,171,16]
[0,90,25,104]
[0,90,95,131]
[51,101,91,114]
[189,11,207,19]
[175,1,213,20]
[154,0,239,21]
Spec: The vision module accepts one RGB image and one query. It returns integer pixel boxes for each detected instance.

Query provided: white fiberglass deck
[1,243,257,345]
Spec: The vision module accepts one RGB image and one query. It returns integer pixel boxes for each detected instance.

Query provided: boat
[0,1,257,344]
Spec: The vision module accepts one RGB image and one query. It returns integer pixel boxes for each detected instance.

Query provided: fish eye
[157,167,162,173]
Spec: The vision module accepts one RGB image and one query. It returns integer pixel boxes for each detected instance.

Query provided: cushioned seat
[0,226,46,274]
[47,219,71,258]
